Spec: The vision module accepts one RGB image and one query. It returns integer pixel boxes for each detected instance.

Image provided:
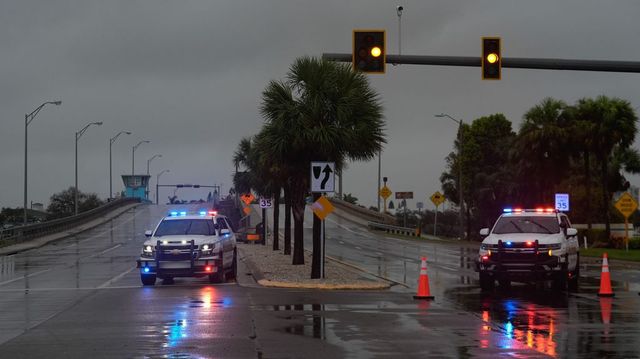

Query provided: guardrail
[329,198,396,224]
[0,197,140,247]
[367,221,420,237]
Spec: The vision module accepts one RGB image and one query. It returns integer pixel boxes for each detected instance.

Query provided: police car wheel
[568,254,580,291]
[141,273,156,286]
[209,255,225,283]
[226,250,237,280]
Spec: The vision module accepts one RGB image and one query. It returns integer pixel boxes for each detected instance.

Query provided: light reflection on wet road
[0,204,638,357]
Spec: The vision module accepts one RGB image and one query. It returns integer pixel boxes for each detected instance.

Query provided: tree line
[440,96,639,242]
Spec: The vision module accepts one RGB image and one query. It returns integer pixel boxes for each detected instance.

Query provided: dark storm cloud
[1,0,640,210]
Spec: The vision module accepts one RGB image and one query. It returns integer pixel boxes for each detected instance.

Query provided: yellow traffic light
[353,30,386,73]
[482,37,501,80]
[486,53,499,64]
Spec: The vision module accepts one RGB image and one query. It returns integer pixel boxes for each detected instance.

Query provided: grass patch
[581,247,640,262]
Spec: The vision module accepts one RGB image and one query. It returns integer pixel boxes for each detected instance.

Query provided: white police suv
[475,208,580,291]
[136,210,237,286]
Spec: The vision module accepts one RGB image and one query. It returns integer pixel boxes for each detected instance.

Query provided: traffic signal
[482,37,501,80]
[353,30,386,73]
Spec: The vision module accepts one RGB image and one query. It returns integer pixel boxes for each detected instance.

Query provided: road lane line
[64,208,143,247]
[0,268,52,287]
[98,266,136,288]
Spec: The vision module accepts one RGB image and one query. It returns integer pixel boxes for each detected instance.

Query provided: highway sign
[430,191,445,206]
[615,192,638,219]
[241,193,255,206]
[243,206,252,215]
[555,193,569,212]
[311,195,335,220]
[395,191,413,199]
[379,186,392,199]
[311,162,335,193]
[259,196,273,209]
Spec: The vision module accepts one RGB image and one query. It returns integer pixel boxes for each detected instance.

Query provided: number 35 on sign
[259,197,273,209]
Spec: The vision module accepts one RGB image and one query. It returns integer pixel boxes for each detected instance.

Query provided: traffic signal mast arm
[324,53,640,73]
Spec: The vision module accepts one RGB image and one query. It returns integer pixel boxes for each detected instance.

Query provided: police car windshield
[154,219,217,236]
[492,216,560,234]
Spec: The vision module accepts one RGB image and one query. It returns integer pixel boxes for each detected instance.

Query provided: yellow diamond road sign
[615,192,638,219]
[379,186,392,200]
[430,191,445,206]
[311,196,335,220]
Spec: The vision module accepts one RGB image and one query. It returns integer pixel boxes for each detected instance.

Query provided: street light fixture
[132,140,150,176]
[23,101,62,225]
[146,154,162,175]
[156,169,170,205]
[146,154,162,201]
[75,121,103,216]
[435,113,464,240]
[109,131,132,201]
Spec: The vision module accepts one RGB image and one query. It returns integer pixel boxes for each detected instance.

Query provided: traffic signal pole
[323,53,640,73]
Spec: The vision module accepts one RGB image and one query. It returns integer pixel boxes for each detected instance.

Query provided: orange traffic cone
[413,257,434,300]
[598,252,614,297]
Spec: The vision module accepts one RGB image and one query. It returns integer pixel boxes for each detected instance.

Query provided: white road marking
[0,268,52,287]
[98,266,135,288]
[339,241,345,245]
[355,246,362,250]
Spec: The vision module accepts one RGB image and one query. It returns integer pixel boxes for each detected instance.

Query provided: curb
[0,203,141,256]
[238,244,392,290]
[256,279,390,290]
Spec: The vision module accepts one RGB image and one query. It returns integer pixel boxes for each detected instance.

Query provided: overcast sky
[2,0,640,211]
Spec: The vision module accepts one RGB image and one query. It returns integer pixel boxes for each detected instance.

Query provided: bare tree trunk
[291,178,305,265]
[311,193,321,279]
[584,151,592,230]
[272,187,280,251]
[284,185,292,255]
[601,158,611,240]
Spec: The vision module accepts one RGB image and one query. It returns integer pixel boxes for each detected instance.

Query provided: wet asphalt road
[0,204,638,358]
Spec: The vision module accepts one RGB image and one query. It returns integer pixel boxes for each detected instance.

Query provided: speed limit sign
[259,197,273,208]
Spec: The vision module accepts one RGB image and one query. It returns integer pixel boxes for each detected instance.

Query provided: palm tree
[512,98,572,205]
[260,57,386,277]
[576,96,638,238]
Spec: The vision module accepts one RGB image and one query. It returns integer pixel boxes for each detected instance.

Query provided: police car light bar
[504,208,557,213]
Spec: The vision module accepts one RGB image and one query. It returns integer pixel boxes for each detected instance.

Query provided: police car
[136,210,237,286]
[475,208,580,291]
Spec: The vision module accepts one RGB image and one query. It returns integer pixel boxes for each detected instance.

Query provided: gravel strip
[238,243,390,290]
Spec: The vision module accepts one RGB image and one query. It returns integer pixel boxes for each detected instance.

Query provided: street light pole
[23,101,62,225]
[132,140,150,176]
[156,169,170,205]
[436,113,464,240]
[109,131,131,201]
[75,121,103,216]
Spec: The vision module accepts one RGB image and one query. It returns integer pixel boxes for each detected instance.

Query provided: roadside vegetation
[233,57,386,278]
[440,96,640,243]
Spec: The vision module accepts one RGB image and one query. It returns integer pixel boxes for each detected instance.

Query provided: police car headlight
[200,243,217,256]
[141,245,154,257]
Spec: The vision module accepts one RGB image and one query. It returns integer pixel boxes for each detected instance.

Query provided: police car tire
[226,250,237,280]
[209,255,225,283]
[141,273,156,286]
[568,254,580,291]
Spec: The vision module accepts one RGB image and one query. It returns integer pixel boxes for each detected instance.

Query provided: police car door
[216,217,233,266]
[561,215,579,270]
